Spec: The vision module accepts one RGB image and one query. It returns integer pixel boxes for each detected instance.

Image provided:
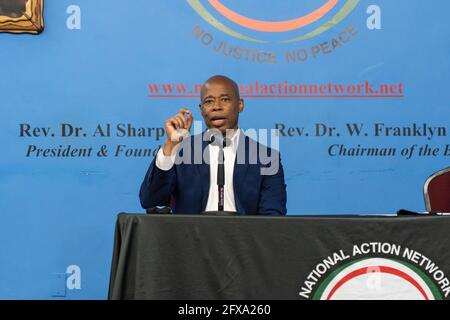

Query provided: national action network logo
[187,1,381,64]
[314,258,442,300]
[299,243,450,300]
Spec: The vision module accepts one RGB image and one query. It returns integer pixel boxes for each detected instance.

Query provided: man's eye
[221,97,230,102]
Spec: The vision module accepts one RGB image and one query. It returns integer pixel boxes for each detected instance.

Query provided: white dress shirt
[155,129,241,212]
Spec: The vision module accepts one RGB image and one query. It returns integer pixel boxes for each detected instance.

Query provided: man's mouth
[210,117,226,127]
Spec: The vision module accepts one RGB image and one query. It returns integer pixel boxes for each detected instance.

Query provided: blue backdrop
[1,0,449,299]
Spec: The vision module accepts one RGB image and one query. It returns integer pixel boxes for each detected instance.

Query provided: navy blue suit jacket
[139,132,287,215]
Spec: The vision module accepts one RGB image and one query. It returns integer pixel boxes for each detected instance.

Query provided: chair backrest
[424,167,450,212]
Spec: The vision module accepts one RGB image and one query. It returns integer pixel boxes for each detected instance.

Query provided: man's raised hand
[163,108,193,156]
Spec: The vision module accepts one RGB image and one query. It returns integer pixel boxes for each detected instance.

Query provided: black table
[108,214,450,300]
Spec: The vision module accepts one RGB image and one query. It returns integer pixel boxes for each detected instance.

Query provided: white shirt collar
[206,128,241,153]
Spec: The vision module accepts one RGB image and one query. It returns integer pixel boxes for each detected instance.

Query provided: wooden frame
[0,0,44,34]
[424,166,450,212]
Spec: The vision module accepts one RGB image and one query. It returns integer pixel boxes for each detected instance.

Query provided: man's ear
[239,99,244,113]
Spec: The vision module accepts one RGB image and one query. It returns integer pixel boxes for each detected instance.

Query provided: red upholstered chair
[424,167,450,212]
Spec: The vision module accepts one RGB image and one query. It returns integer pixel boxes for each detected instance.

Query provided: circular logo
[187,0,360,43]
[314,258,442,300]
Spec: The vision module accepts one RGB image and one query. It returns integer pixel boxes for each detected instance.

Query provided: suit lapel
[233,134,249,214]
[197,136,210,211]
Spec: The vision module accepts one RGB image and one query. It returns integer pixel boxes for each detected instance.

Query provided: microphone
[208,132,230,211]
[208,134,230,148]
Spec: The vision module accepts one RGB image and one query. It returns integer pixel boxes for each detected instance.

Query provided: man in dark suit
[139,75,287,215]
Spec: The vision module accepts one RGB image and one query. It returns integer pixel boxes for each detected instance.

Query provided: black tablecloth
[108,214,450,300]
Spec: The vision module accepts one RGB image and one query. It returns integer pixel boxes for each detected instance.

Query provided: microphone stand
[217,145,225,211]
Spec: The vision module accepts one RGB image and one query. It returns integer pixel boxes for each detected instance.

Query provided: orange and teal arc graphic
[187,0,263,42]
[284,0,360,43]
[187,0,360,43]
[206,0,339,33]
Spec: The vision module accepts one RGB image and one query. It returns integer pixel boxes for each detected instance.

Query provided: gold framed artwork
[0,0,44,34]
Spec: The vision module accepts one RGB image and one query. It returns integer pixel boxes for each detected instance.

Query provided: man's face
[200,79,244,135]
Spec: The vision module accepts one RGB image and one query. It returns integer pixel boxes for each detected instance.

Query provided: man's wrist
[162,140,179,156]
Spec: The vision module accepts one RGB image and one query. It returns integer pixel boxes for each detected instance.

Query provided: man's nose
[212,100,223,110]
